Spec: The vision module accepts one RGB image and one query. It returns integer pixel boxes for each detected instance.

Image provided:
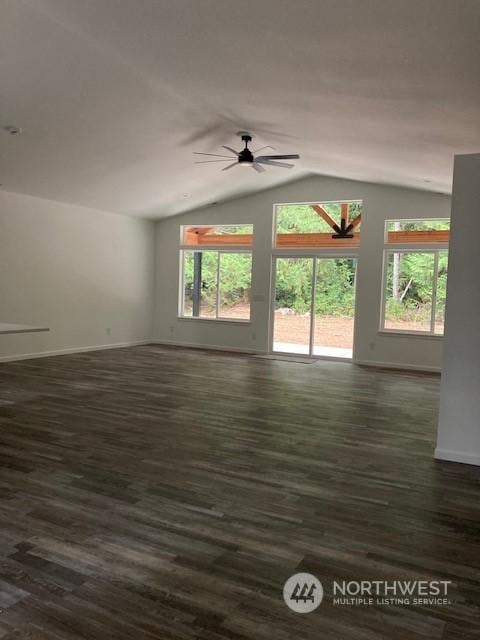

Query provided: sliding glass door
[272,258,313,355]
[272,256,357,359]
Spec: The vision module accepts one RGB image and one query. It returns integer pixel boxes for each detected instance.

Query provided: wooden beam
[184,231,199,245]
[186,226,215,235]
[387,230,449,244]
[185,224,447,248]
[349,214,362,231]
[183,226,216,245]
[311,205,339,231]
[276,232,360,248]
[184,231,361,248]
[341,203,349,226]
[193,233,253,246]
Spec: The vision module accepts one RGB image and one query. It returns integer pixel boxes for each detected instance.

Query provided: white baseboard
[354,358,441,374]
[151,338,266,355]
[434,448,480,467]
[0,340,151,363]
[4,338,439,371]
[152,342,441,370]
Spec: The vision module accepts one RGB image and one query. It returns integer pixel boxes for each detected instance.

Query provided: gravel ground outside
[218,303,444,347]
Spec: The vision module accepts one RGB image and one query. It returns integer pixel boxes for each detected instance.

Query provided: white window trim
[179,245,252,253]
[379,247,448,337]
[179,248,253,322]
[177,316,251,325]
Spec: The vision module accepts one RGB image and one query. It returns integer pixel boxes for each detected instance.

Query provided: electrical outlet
[106,327,111,336]
[251,332,256,341]
[369,341,375,350]
[170,325,174,333]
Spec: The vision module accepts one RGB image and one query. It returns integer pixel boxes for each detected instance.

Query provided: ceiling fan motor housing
[239,134,253,164]
[238,148,254,164]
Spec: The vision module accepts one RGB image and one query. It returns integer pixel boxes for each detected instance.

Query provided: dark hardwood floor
[0,345,479,639]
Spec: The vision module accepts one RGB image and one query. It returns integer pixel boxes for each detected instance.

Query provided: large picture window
[381,219,449,335]
[180,225,252,321]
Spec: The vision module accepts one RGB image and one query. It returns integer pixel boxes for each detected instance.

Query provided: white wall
[436,154,480,466]
[153,175,451,370]
[0,190,155,360]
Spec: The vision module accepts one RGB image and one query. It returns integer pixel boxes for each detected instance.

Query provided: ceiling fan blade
[222,145,239,156]
[195,159,236,164]
[193,152,236,158]
[221,161,239,171]
[255,154,300,161]
[252,163,266,173]
[256,159,294,169]
[251,145,273,155]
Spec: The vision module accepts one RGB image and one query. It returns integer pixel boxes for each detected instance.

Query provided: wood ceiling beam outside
[276,233,361,248]
[185,232,360,248]
[387,230,449,244]
[188,233,253,246]
[187,227,215,235]
[183,226,216,245]
[349,214,362,231]
[186,229,448,247]
[183,216,449,248]
[311,205,339,231]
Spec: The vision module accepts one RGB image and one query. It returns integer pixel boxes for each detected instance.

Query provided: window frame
[272,200,363,249]
[384,217,450,243]
[180,223,254,248]
[380,246,449,337]
[380,217,449,337]
[178,242,253,323]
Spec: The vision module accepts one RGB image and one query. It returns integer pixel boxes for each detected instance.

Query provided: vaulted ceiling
[1,0,479,218]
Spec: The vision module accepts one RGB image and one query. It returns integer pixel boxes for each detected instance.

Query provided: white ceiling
[1,0,479,219]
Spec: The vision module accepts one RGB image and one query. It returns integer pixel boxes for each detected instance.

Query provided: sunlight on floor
[273,342,352,359]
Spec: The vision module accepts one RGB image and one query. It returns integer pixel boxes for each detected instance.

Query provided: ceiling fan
[194,132,300,173]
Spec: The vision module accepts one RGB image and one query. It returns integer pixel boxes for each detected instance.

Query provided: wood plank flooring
[0,345,479,639]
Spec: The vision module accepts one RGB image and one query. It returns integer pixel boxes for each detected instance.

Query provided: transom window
[381,219,450,336]
[182,224,253,247]
[385,219,450,244]
[274,202,363,248]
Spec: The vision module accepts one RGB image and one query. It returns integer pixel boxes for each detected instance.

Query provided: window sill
[378,330,443,340]
[177,316,251,325]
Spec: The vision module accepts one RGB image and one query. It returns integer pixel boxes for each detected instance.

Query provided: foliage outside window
[276,203,362,235]
[383,250,448,335]
[275,257,356,316]
[382,218,449,335]
[385,219,450,233]
[181,250,252,321]
[274,202,362,249]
